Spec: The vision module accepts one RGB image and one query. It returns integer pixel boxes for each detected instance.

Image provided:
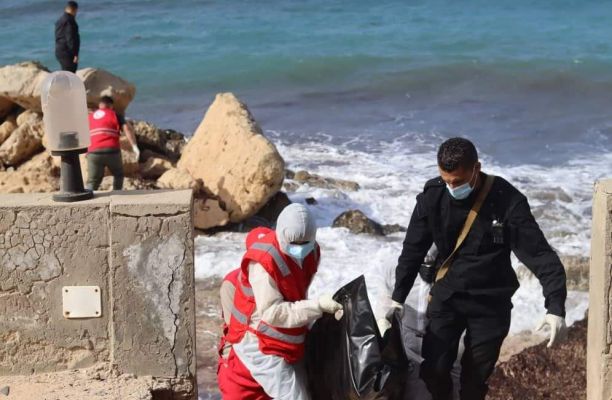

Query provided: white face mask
[447,166,477,200]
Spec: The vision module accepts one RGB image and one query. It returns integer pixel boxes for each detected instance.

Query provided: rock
[560,255,589,291]
[305,197,317,205]
[293,170,360,191]
[0,117,44,166]
[16,109,40,126]
[178,93,285,222]
[332,209,385,236]
[0,115,17,145]
[283,181,299,192]
[157,168,204,193]
[0,151,59,193]
[0,61,49,112]
[530,188,573,203]
[193,198,230,230]
[0,98,14,119]
[131,120,186,162]
[381,224,407,235]
[252,192,292,226]
[141,156,173,180]
[285,169,295,179]
[76,68,136,115]
[97,176,156,191]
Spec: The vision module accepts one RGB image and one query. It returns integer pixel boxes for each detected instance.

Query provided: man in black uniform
[54,1,80,72]
[389,138,567,400]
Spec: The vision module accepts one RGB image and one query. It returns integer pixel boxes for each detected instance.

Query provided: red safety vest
[224,228,320,364]
[88,108,121,152]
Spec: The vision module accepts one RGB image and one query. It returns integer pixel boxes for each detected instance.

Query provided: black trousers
[86,151,124,191]
[420,293,511,400]
[57,55,77,72]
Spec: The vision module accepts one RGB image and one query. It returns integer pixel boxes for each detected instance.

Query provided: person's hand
[318,294,343,320]
[419,264,436,284]
[385,300,403,322]
[536,314,567,348]
[377,318,391,335]
[73,55,79,64]
[132,144,140,161]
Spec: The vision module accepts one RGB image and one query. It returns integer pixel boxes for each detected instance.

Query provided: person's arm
[249,262,323,328]
[121,119,140,159]
[509,197,567,317]
[391,193,434,304]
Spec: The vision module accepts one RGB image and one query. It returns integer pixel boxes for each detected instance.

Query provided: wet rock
[253,191,291,226]
[333,209,385,236]
[283,181,299,192]
[293,170,360,191]
[305,197,318,205]
[381,224,407,235]
[560,255,589,291]
[488,318,587,400]
[178,93,285,223]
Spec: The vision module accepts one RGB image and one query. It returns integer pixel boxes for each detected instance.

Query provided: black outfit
[392,172,567,400]
[54,12,80,72]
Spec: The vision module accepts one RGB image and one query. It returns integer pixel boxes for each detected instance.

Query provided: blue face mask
[285,241,315,260]
[447,167,477,200]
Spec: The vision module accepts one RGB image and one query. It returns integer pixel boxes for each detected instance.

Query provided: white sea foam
[195,137,604,334]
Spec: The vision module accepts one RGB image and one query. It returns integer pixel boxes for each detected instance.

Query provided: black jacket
[392,173,567,317]
[55,12,80,58]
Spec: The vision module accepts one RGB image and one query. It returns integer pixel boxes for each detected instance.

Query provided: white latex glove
[377,318,392,336]
[132,144,140,160]
[385,300,404,322]
[318,294,343,320]
[536,313,567,348]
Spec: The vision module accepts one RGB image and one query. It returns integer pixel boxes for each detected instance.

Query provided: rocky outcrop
[178,93,285,223]
[0,98,14,119]
[76,68,136,115]
[141,156,173,180]
[131,120,186,162]
[0,117,44,166]
[560,255,589,291]
[0,151,59,193]
[193,198,230,230]
[488,318,587,400]
[0,61,49,112]
[0,115,17,145]
[287,169,360,192]
[332,209,406,236]
[157,168,204,192]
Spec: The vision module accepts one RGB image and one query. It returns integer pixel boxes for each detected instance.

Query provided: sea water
[1,1,608,395]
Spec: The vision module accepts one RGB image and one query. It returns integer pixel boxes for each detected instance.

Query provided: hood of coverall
[275,203,317,256]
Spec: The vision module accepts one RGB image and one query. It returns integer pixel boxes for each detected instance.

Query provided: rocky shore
[0,61,591,398]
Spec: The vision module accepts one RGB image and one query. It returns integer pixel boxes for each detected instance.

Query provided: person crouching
[217,204,343,400]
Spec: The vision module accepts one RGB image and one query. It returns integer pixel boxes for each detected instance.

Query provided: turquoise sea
[1,0,612,166]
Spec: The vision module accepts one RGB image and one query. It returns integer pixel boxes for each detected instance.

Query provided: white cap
[276,204,317,249]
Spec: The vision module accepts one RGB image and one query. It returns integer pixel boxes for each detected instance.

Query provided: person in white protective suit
[217,204,343,400]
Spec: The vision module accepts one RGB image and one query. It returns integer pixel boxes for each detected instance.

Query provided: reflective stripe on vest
[90,128,120,137]
[238,272,254,297]
[231,306,249,325]
[257,324,305,344]
[249,242,291,277]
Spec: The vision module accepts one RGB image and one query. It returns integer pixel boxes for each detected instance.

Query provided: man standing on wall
[388,137,568,400]
[54,1,80,72]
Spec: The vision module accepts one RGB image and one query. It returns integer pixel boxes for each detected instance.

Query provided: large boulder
[157,168,204,192]
[0,151,59,193]
[0,115,17,145]
[178,93,285,222]
[0,61,49,112]
[193,198,230,230]
[131,120,186,162]
[16,109,41,126]
[0,116,44,166]
[141,156,173,180]
[76,68,136,115]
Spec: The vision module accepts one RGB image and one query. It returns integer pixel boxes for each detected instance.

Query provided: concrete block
[587,179,612,400]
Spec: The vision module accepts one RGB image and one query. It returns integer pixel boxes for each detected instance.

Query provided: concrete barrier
[587,179,612,400]
[0,190,196,399]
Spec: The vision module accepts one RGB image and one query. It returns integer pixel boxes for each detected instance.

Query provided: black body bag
[305,275,410,400]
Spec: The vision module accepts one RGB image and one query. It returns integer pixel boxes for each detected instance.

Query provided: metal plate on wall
[62,286,102,318]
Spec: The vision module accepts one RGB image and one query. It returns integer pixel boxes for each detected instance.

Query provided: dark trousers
[57,55,77,72]
[86,151,124,191]
[420,293,511,400]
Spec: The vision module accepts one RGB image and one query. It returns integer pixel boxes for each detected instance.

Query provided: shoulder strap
[434,174,496,283]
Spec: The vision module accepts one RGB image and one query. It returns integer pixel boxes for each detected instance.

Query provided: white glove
[377,318,392,336]
[318,294,343,320]
[132,144,140,160]
[385,300,404,322]
[536,313,567,348]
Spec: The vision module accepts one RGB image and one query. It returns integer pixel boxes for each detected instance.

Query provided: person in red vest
[217,204,343,400]
[86,96,139,191]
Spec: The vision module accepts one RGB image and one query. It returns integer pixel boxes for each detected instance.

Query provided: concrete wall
[587,179,612,400]
[0,190,196,399]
